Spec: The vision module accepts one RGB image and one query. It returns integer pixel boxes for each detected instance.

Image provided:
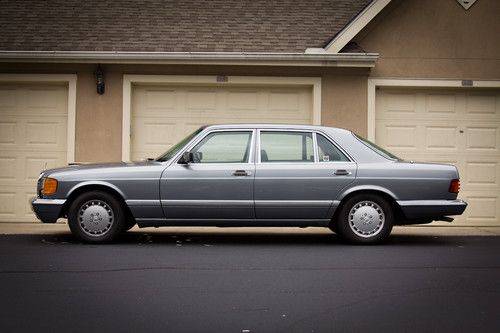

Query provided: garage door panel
[186,90,217,113]
[0,152,62,183]
[376,88,500,226]
[375,122,418,150]
[26,121,61,145]
[227,90,258,112]
[131,84,313,161]
[0,121,16,144]
[0,191,16,217]
[144,89,177,109]
[463,195,499,222]
[426,93,458,114]
[425,126,459,150]
[0,189,37,221]
[465,127,499,151]
[0,157,16,180]
[465,161,498,186]
[25,157,60,181]
[466,94,498,115]
[383,92,417,114]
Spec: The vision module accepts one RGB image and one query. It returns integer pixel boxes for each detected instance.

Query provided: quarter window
[260,131,314,162]
[190,131,252,163]
[317,134,350,162]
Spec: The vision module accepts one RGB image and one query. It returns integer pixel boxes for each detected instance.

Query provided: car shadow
[22,229,471,247]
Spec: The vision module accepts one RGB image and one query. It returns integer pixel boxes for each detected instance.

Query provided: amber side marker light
[42,178,58,195]
[449,179,460,194]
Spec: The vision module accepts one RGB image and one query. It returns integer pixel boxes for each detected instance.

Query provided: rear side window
[317,134,350,162]
[260,131,314,163]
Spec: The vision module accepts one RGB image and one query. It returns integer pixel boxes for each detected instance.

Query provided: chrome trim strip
[126,200,162,206]
[255,200,333,206]
[161,200,253,206]
[397,200,467,207]
[31,199,66,205]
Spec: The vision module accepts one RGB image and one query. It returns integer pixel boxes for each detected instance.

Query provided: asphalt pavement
[1,231,499,332]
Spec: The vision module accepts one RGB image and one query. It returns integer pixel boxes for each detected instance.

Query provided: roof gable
[324,0,391,53]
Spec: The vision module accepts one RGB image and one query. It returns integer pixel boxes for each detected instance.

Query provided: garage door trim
[0,73,77,163]
[122,75,322,161]
[367,78,500,141]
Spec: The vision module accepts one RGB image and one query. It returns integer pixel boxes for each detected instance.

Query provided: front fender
[66,181,127,200]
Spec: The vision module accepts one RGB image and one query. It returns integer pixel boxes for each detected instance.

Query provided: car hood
[41,160,160,177]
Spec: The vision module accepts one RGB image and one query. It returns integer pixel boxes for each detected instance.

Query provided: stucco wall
[75,68,122,162]
[0,63,369,162]
[321,73,367,136]
[354,0,500,79]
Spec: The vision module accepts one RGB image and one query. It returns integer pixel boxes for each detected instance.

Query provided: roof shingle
[0,0,372,53]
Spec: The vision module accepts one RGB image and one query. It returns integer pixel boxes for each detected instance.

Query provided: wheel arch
[332,186,402,227]
[61,182,131,219]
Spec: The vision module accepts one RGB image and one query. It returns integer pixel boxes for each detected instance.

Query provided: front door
[160,130,255,220]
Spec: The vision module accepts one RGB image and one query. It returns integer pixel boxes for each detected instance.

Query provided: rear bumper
[30,197,66,223]
[397,199,467,220]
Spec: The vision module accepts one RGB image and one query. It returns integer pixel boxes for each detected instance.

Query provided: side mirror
[179,151,193,164]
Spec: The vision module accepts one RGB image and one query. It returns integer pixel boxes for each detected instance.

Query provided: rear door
[254,130,356,219]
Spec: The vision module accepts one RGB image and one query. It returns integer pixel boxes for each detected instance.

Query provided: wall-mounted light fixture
[95,65,105,95]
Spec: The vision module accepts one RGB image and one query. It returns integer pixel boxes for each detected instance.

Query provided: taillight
[449,179,460,194]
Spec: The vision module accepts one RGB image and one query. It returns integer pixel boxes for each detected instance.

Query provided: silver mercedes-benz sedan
[31,124,467,244]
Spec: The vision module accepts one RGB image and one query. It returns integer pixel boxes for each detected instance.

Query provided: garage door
[0,84,68,222]
[131,84,313,160]
[376,88,500,226]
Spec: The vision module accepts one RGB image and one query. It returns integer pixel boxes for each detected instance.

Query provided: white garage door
[0,84,68,222]
[131,84,313,160]
[376,88,500,226]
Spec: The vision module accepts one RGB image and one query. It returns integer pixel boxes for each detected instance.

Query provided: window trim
[257,129,354,164]
[314,132,353,163]
[175,128,256,165]
[257,129,316,164]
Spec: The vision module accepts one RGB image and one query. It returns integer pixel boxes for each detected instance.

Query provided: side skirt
[136,218,331,228]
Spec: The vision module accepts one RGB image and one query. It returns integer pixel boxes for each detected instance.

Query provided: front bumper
[30,197,66,223]
[397,199,467,220]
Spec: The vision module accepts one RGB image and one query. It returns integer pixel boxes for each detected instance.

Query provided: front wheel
[68,191,125,243]
[335,194,393,244]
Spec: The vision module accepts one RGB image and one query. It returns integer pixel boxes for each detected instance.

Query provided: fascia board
[0,51,378,67]
[324,0,391,54]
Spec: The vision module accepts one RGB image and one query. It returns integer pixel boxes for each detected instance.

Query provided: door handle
[334,169,351,176]
[232,170,250,176]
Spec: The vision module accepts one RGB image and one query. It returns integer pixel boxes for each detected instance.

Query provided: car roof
[204,123,353,135]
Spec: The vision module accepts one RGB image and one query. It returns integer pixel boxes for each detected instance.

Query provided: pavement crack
[1,265,500,274]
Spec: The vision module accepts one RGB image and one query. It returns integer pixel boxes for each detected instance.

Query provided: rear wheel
[68,191,125,243]
[335,194,393,244]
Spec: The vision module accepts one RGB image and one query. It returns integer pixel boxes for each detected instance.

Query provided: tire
[68,191,125,243]
[336,194,393,244]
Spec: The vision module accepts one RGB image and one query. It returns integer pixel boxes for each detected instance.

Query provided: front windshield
[353,133,401,161]
[156,126,205,162]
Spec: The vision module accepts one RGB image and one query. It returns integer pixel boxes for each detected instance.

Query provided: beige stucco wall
[354,0,500,79]
[0,63,369,162]
[321,73,368,136]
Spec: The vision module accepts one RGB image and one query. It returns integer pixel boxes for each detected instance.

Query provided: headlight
[42,177,58,195]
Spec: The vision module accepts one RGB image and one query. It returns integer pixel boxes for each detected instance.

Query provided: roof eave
[0,51,378,67]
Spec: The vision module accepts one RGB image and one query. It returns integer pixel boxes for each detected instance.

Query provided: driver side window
[190,131,252,163]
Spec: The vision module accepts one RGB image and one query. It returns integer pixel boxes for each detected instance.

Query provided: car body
[31,124,467,243]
